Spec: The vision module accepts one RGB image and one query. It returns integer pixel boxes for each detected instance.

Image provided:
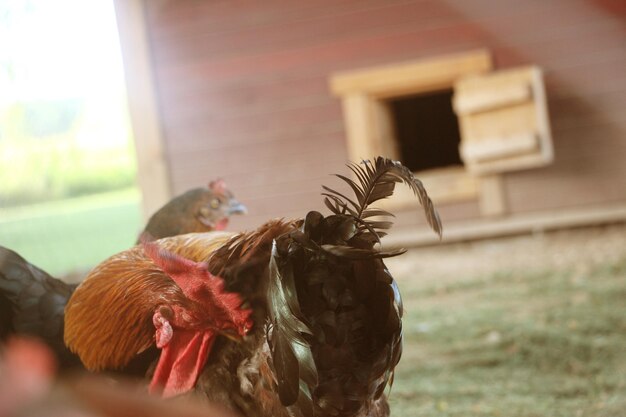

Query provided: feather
[360,208,395,219]
[323,157,443,239]
[267,240,317,409]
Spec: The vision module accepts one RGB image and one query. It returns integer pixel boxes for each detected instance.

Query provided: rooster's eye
[210,199,220,209]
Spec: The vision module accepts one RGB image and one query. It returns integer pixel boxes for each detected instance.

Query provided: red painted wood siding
[142,0,626,231]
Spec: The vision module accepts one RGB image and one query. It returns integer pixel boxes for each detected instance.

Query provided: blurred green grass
[0,68,139,276]
[392,258,626,416]
[0,188,141,276]
[0,139,136,207]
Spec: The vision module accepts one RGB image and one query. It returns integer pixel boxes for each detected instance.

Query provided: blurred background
[0,0,624,415]
[1,0,625,276]
[0,0,141,275]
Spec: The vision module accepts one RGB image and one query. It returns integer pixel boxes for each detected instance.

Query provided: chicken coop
[114,0,626,245]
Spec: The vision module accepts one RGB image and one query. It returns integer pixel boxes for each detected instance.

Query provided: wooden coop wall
[137,0,626,232]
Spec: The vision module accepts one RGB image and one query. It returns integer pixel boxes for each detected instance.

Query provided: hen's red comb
[208,178,227,196]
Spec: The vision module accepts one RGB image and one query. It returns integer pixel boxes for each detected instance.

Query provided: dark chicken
[0,180,246,370]
[0,247,80,368]
[64,157,441,417]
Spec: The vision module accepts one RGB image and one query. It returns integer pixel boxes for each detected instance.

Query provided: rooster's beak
[228,200,247,215]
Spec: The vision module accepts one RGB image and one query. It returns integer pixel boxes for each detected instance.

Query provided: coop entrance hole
[389,90,462,172]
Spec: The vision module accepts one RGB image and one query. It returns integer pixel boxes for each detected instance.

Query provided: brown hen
[140,179,246,242]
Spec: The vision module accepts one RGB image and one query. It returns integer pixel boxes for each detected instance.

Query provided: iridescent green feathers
[266,157,442,417]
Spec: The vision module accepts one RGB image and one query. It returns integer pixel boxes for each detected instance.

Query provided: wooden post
[113,0,171,220]
[479,175,507,216]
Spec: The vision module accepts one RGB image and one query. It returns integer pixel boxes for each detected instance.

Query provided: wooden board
[132,0,626,232]
[113,0,171,220]
[454,66,554,175]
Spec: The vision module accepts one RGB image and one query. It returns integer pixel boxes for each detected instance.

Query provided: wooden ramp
[385,204,626,248]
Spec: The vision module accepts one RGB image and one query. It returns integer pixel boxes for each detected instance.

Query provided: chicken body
[0,247,81,368]
[64,158,442,417]
[65,217,401,417]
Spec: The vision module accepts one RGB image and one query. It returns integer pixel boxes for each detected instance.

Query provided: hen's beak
[227,200,247,215]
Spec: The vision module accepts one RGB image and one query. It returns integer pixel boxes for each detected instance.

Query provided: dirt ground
[386,223,626,288]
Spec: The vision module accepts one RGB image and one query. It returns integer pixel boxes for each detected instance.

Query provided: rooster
[0,180,246,370]
[64,157,442,417]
